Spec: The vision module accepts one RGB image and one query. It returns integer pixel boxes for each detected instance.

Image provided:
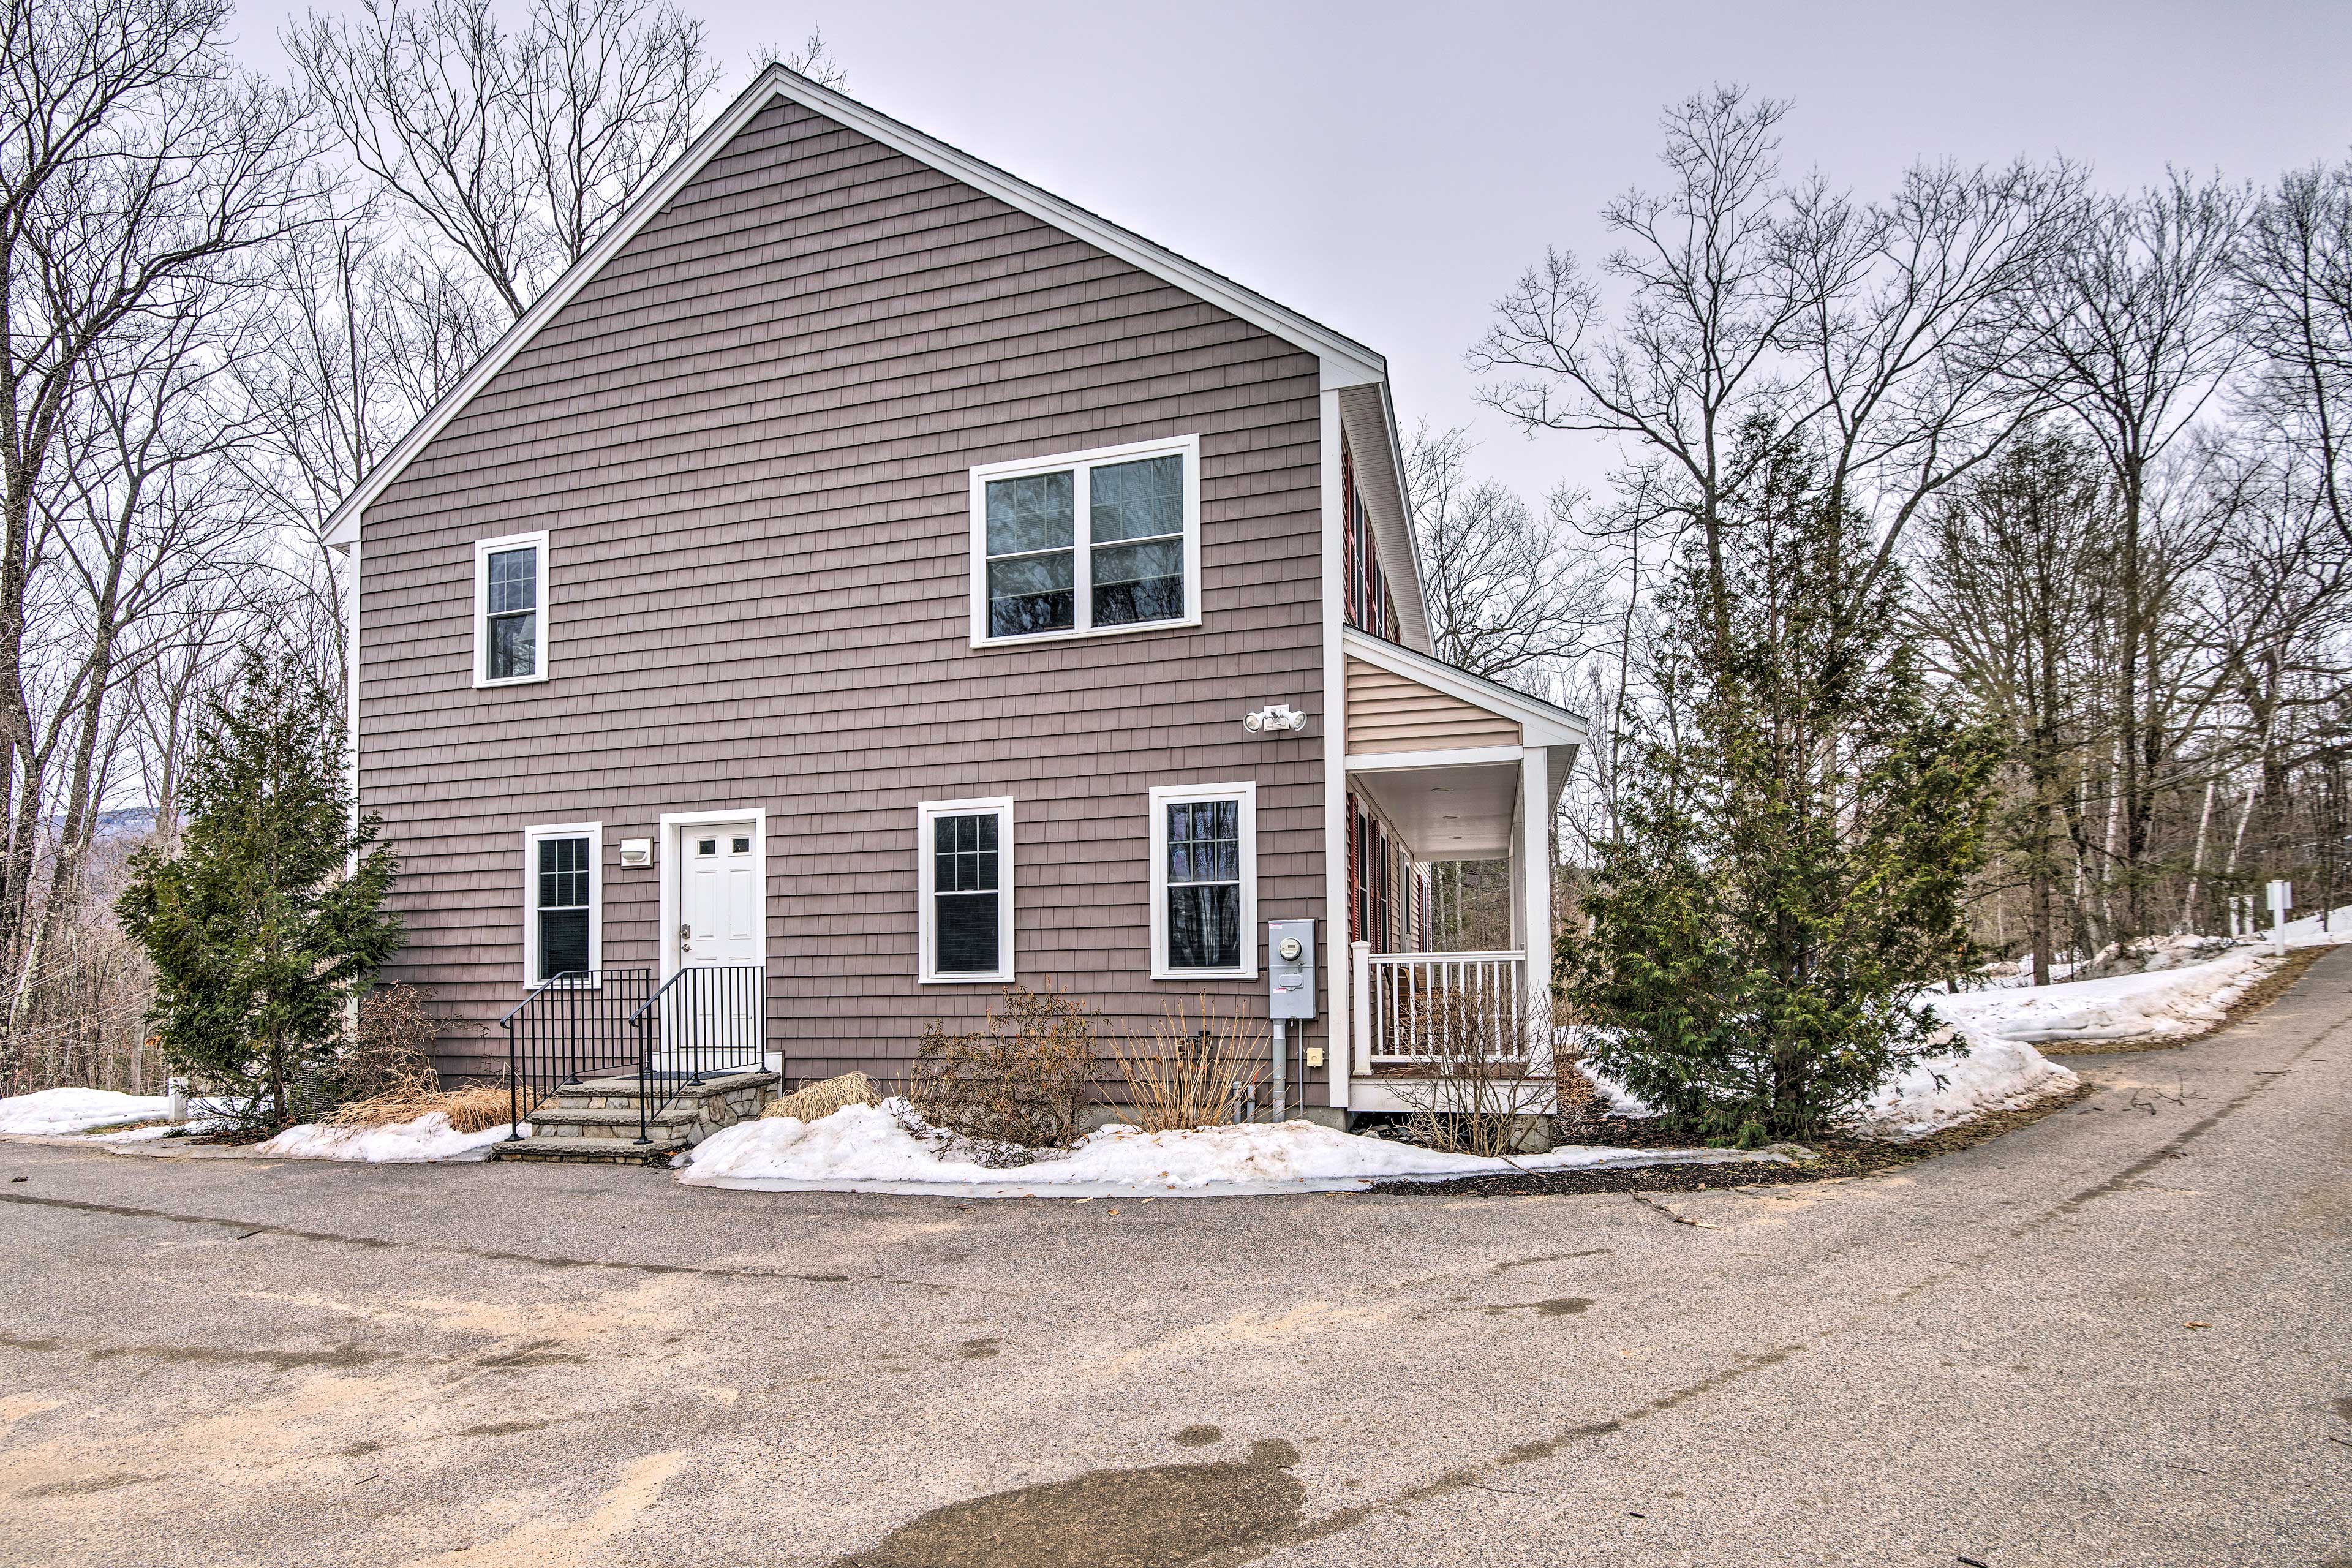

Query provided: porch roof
[1341,628,1588,861]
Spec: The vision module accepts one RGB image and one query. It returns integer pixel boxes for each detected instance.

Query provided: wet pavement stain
[18,1472,151,1498]
[1483,1298,1593,1318]
[832,1439,1302,1568]
[456,1419,548,1437]
[86,1341,377,1373]
[959,1338,1000,1359]
[1172,1425,1223,1448]
[477,1340,589,1369]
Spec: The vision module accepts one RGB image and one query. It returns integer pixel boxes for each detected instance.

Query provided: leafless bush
[1393,986,1555,1158]
[341,984,442,1099]
[3,846,162,1096]
[1109,994,1268,1132]
[910,982,1099,1148]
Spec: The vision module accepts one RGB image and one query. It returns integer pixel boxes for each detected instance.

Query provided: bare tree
[0,0,311,1009]
[1405,422,1607,687]
[753,26,847,90]
[1471,86,1803,643]
[2020,172,2248,937]
[2234,160,2352,550]
[288,0,717,323]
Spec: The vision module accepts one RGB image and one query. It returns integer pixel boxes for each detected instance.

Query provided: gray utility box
[1268,919,1317,1020]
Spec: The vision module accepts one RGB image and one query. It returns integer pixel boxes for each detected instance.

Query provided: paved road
[6,953,2351,1568]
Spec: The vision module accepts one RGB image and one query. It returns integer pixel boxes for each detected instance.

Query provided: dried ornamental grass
[325,1082,515,1134]
[1109,995,1270,1132]
[763,1071,883,1121]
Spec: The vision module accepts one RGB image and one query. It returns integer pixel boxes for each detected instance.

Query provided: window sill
[1152,966,1258,982]
[526,974,603,991]
[970,613,1200,651]
[919,971,1016,986]
[475,670,551,690]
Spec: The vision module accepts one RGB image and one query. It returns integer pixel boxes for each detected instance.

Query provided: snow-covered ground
[1932,948,2273,1048]
[2274,902,2352,947]
[255,1114,520,1163]
[680,1100,1790,1199]
[0,1087,173,1136]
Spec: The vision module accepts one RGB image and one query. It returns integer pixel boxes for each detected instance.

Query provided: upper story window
[475,530,549,687]
[918,797,1014,982]
[968,435,1200,647]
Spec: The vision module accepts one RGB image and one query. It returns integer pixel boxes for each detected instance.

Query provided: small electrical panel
[1268,919,1316,1020]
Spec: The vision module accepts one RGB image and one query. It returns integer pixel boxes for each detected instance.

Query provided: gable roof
[326,67,1396,547]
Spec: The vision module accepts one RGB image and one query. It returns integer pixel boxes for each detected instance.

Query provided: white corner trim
[1319,388,1350,1110]
[472,530,550,688]
[521,821,603,989]
[322,66,1388,551]
[655,807,769,980]
[916,796,1016,984]
[968,433,1200,648]
[1147,780,1259,981]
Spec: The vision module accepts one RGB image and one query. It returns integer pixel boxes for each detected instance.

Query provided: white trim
[320,66,1387,551]
[1343,745,1529,773]
[916,796,1016,983]
[1319,388,1350,1110]
[473,530,550,688]
[1147,780,1259,981]
[968,434,1200,648]
[655,808,769,980]
[521,821,602,987]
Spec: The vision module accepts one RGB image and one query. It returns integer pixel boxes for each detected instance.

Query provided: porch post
[1518,747,1555,1081]
[1351,940,1373,1076]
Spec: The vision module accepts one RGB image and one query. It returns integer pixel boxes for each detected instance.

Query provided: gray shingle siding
[357,96,1332,1096]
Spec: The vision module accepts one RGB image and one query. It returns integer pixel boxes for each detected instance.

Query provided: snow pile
[2274,903,2352,947]
[1932,948,2273,1047]
[0,1087,173,1136]
[680,1099,1786,1198]
[256,1113,519,1163]
[1849,1035,2073,1138]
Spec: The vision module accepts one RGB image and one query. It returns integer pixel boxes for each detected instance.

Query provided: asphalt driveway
[5,951,2350,1567]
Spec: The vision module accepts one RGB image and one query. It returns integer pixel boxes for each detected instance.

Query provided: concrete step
[491,1133,686,1166]
[522,1104,699,1140]
[545,1069,777,1113]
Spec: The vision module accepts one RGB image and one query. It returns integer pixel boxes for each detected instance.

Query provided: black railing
[629,965,769,1143]
[500,968,655,1138]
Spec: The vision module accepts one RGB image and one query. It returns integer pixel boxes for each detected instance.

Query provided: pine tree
[1562,423,1999,1144]
[118,653,401,1133]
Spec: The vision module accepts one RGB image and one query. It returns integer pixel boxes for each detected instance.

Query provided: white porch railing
[1352,943,1528,1071]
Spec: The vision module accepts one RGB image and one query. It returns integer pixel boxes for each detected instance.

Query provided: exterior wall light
[1243,704,1308,734]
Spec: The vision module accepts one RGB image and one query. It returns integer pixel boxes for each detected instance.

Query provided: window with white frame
[1148,782,1256,979]
[970,435,1200,645]
[524,823,600,984]
[475,530,549,685]
[918,798,1014,982]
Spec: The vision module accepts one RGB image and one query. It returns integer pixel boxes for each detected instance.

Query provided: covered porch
[1335,630,1585,1114]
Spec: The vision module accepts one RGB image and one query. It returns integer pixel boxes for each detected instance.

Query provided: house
[326,66,1585,1148]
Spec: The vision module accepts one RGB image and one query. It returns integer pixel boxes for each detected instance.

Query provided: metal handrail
[627,965,768,1144]
[499,969,655,1138]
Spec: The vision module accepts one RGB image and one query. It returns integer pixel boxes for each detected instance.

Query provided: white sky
[239,0,2352,505]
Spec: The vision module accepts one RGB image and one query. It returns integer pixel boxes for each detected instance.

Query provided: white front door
[665,821,764,1073]
[679,823,761,965]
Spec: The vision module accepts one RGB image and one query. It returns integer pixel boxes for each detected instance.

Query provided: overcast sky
[244,0,2352,503]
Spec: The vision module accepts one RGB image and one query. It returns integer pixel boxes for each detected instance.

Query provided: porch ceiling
[1352,761,1518,860]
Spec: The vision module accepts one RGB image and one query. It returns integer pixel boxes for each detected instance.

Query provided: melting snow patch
[0,1088,173,1137]
[679,1099,1787,1198]
[256,1114,519,1163]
